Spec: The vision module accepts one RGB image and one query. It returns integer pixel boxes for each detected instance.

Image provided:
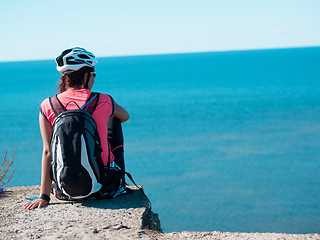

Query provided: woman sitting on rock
[24,47,130,210]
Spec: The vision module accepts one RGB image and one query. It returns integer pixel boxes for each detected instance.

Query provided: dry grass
[0,147,16,187]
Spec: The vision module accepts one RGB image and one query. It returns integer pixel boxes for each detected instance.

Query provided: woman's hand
[24,198,49,210]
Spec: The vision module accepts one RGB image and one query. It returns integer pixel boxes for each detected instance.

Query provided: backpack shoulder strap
[83,92,100,114]
[49,95,66,117]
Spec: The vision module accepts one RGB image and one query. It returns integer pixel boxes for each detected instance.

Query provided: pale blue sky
[0,0,319,61]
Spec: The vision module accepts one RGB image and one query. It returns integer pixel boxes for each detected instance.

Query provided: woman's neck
[67,86,84,91]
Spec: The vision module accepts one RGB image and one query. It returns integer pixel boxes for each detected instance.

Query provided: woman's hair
[58,66,94,93]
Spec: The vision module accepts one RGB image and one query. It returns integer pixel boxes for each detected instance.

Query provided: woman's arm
[113,101,130,123]
[24,114,52,210]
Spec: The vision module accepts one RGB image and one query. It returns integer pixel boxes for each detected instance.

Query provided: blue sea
[1,47,320,234]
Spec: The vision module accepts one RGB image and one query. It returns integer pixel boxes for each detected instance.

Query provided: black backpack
[49,92,106,199]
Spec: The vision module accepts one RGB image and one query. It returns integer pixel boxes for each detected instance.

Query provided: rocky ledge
[0,186,318,240]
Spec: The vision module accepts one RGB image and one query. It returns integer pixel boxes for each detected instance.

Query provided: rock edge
[0,185,319,240]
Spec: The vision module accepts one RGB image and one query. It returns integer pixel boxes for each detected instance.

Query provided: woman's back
[40,89,115,165]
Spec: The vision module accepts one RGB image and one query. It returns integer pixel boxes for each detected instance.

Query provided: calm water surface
[0,47,319,233]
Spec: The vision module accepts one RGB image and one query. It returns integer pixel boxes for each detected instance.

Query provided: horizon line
[1,45,319,63]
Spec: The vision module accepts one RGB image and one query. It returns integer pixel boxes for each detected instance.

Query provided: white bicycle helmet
[55,47,98,73]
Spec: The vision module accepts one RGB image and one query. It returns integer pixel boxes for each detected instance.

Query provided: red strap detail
[111,145,123,152]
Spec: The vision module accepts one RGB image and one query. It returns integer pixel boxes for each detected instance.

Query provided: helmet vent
[56,57,63,66]
[61,49,72,57]
[78,54,90,59]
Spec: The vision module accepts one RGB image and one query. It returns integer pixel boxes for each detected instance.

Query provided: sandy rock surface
[0,185,160,240]
[0,186,319,240]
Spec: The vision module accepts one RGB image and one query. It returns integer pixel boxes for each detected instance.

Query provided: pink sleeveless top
[39,89,115,165]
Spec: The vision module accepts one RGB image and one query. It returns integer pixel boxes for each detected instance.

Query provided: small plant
[0,147,16,192]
